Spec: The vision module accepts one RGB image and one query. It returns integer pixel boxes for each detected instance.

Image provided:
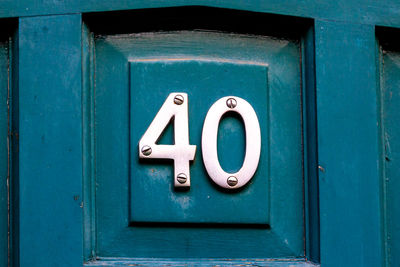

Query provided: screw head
[177,173,187,184]
[174,94,184,105]
[226,98,237,109]
[227,176,238,187]
[141,145,152,156]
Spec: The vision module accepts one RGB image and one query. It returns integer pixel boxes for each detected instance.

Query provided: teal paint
[15,15,83,266]
[93,30,304,258]
[315,20,383,266]
[2,1,400,27]
[379,39,400,267]
[10,20,19,267]
[130,60,270,224]
[0,23,11,267]
[0,1,396,266]
[301,25,319,263]
[85,258,320,266]
[82,21,97,263]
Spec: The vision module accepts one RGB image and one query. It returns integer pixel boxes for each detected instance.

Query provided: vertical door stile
[16,14,84,267]
[315,20,383,267]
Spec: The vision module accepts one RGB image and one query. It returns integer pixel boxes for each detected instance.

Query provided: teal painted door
[3,1,400,267]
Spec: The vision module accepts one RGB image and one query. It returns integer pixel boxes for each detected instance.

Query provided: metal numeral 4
[139,93,196,188]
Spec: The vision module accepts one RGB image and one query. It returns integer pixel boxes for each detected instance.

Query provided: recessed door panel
[93,29,303,259]
[130,60,269,224]
[87,6,307,259]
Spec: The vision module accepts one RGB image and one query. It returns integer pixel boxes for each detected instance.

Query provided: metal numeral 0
[202,96,261,189]
[139,93,261,190]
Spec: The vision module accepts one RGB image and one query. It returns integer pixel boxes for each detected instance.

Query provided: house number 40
[138,93,261,190]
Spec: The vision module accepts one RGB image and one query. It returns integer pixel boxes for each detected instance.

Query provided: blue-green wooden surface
[85,258,319,266]
[0,0,398,266]
[93,29,304,259]
[15,15,83,266]
[2,0,400,28]
[82,21,97,263]
[302,26,319,263]
[315,21,383,266]
[10,19,19,267]
[380,40,400,267]
[0,23,11,267]
[0,41,7,267]
[130,60,271,225]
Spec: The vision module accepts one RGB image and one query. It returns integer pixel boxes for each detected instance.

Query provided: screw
[174,94,184,105]
[227,176,238,187]
[318,165,325,173]
[177,173,187,184]
[226,98,237,109]
[141,145,152,156]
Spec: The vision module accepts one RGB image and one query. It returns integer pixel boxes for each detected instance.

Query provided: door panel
[89,10,307,260]
[130,60,270,225]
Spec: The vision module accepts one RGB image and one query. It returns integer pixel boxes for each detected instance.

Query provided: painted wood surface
[1,0,400,28]
[0,22,11,267]
[129,60,271,225]
[379,33,400,267]
[15,14,83,266]
[301,26,319,263]
[314,20,383,266]
[85,258,320,266]
[0,1,396,267]
[93,29,304,259]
